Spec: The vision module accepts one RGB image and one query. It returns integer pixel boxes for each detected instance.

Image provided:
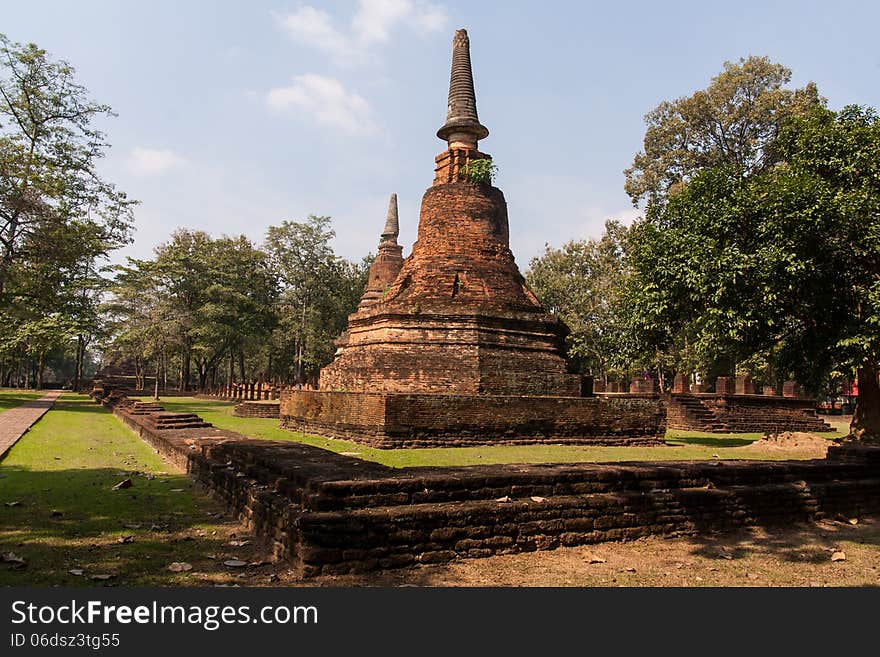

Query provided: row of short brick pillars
[672,374,802,398]
[204,381,281,401]
[592,375,803,397]
[593,379,660,394]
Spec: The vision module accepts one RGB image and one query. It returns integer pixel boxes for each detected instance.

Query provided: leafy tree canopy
[624,55,823,209]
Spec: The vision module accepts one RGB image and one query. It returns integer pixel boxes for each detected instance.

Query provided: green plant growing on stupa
[463,159,498,185]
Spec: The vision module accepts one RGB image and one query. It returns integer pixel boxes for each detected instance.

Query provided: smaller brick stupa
[281,29,665,448]
[356,193,404,312]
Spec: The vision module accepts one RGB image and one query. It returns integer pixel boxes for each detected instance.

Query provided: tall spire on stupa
[381,193,399,243]
[436,29,489,149]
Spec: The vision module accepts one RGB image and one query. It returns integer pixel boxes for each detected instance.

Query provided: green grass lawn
[0,394,268,586]
[0,388,45,414]
[142,396,842,468]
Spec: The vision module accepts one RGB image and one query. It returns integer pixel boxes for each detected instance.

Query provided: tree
[190,235,276,392]
[625,105,880,439]
[0,34,133,297]
[0,35,134,388]
[624,56,822,208]
[264,216,335,387]
[264,216,369,386]
[106,232,278,394]
[526,221,631,381]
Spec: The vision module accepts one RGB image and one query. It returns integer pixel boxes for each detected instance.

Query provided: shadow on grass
[666,436,756,448]
[0,464,265,587]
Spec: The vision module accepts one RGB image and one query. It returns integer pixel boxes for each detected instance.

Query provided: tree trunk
[135,356,144,391]
[181,346,191,392]
[197,358,208,393]
[37,352,44,390]
[74,335,83,392]
[850,362,880,440]
[238,351,246,384]
[153,358,160,401]
[297,300,307,390]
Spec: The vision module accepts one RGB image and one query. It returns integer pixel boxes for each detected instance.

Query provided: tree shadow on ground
[667,436,756,448]
[0,464,278,587]
[682,517,880,564]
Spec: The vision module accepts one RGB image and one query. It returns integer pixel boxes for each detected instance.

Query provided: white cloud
[267,74,375,135]
[352,0,412,45]
[276,1,448,63]
[126,147,186,176]
[277,6,356,61]
[409,4,448,33]
[589,207,642,233]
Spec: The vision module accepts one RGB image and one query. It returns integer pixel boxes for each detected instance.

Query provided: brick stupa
[281,29,665,447]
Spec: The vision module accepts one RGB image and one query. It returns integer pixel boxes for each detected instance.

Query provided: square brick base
[279,390,667,448]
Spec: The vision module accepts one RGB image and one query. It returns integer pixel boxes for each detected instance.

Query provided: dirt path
[0,390,62,460]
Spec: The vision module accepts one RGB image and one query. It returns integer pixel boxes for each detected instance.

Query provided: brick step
[130,402,165,415]
[144,412,212,430]
[293,482,875,572]
[295,465,872,512]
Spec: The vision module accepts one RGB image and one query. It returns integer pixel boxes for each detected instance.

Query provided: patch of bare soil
[302,515,880,587]
[744,431,832,458]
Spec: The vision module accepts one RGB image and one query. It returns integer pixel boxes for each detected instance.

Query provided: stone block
[735,375,755,395]
[715,376,736,395]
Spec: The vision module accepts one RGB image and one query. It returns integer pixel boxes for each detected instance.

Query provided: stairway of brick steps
[674,395,730,432]
[144,411,212,430]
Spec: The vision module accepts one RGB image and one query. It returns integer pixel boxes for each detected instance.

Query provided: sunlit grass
[0,388,44,414]
[0,394,255,586]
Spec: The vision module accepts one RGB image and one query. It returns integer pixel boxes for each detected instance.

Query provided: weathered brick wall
[280,390,667,447]
[356,239,404,311]
[667,393,833,433]
[99,392,880,577]
[233,400,281,418]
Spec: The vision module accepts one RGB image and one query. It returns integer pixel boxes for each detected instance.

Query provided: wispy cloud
[276,1,448,64]
[267,74,375,135]
[276,6,356,61]
[126,147,186,176]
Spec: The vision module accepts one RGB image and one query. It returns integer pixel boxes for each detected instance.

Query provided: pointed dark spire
[381,193,399,242]
[437,29,489,148]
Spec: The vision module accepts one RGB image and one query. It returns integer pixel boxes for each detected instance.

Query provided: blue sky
[3,1,879,267]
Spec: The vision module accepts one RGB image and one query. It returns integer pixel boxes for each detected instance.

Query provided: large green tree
[526,221,632,382]
[264,216,369,386]
[106,231,277,393]
[625,105,880,439]
[624,55,822,208]
[0,35,134,388]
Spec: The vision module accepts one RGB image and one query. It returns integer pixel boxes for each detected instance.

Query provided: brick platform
[233,400,281,419]
[280,390,666,447]
[667,393,833,433]
[99,391,880,576]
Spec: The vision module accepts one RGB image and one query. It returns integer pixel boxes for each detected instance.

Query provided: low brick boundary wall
[94,390,880,576]
[667,393,833,433]
[233,400,281,419]
[280,390,667,448]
